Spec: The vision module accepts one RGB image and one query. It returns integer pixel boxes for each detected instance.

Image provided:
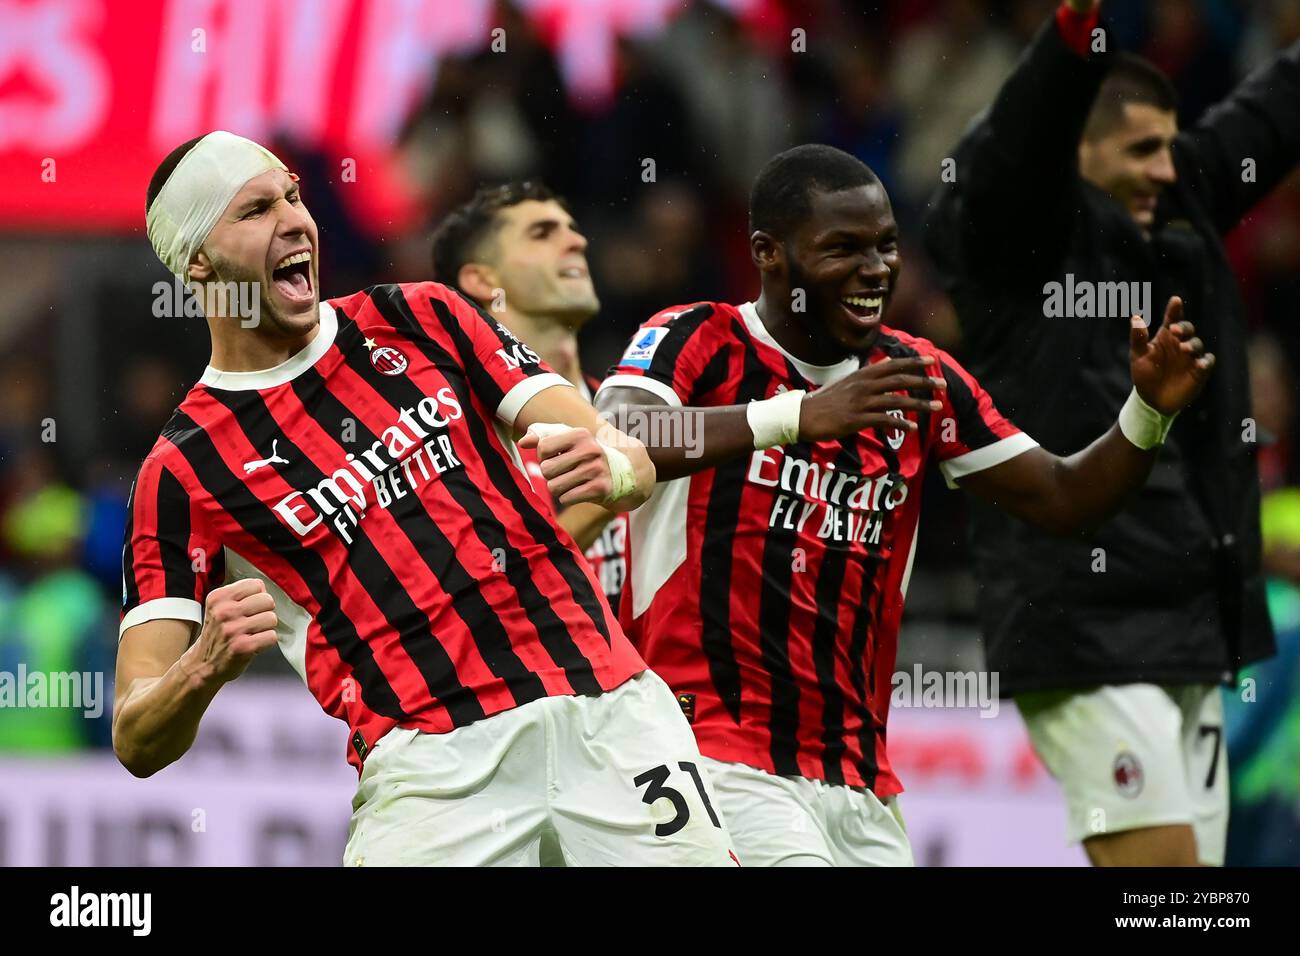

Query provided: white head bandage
[146,131,287,277]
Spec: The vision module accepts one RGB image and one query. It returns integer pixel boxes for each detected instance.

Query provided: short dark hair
[1084,54,1179,140]
[749,144,881,239]
[146,136,205,214]
[430,181,565,288]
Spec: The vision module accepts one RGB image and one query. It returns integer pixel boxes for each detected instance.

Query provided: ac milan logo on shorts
[1113,751,1143,797]
[370,346,408,376]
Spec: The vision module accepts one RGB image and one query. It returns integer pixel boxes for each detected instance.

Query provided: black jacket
[924,16,1300,693]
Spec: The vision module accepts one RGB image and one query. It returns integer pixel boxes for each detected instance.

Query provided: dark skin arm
[598,296,1213,538]
[958,434,1154,537]
[586,402,755,482]
[595,356,947,482]
[958,296,1213,535]
[944,0,1108,283]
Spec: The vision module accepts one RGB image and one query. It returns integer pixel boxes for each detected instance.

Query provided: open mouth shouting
[271,248,314,308]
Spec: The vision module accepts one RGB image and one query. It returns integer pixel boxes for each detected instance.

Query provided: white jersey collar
[199,302,337,391]
[738,301,859,387]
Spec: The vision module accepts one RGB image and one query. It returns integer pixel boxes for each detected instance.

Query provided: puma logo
[243,439,289,474]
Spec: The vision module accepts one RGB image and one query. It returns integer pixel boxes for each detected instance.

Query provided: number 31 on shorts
[632,761,723,836]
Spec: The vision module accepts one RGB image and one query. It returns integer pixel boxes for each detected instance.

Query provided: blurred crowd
[2,0,1299,774]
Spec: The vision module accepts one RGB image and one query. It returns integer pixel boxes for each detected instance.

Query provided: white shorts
[343,670,738,866]
[1017,683,1228,866]
[699,756,913,866]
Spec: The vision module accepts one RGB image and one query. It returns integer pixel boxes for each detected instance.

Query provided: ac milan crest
[370,345,408,376]
[1113,751,1143,797]
[886,408,907,450]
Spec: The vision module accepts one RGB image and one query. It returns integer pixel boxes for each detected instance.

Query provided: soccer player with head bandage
[114,131,739,867]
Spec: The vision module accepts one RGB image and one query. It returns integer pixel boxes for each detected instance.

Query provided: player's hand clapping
[1129,296,1215,415]
[797,355,947,443]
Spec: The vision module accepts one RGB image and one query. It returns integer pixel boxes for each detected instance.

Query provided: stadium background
[0,0,1296,865]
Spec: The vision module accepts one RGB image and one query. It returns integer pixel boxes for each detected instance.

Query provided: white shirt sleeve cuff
[595,374,682,408]
[496,373,573,427]
[939,432,1039,489]
[119,597,203,640]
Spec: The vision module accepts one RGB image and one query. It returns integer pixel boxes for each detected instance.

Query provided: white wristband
[524,423,639,505]
[747,389,805,449]
[1117,388,1176,449]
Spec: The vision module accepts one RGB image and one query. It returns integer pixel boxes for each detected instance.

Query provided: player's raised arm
[929,0,1108,280]
[957,296,1214,535]
[1178,33,1300,234]
[595,356,946,483]
[114,579,278,777]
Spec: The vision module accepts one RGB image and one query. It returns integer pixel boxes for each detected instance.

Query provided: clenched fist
[518,421,655,510]
[192,578,279,684]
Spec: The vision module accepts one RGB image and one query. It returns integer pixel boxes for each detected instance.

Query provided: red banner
[0,0,777,236]
[1,0,485,234]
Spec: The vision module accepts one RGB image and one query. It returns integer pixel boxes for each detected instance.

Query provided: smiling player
[593,144,1215,866]
[113,131,738,866]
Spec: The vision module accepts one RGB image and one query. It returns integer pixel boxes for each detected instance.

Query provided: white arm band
[747,390,805,449]
[1117,388,1177,449]
[525,423,639,504]
[598,443,638,503]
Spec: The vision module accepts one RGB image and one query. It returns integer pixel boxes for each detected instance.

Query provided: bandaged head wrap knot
[146,131,287,277]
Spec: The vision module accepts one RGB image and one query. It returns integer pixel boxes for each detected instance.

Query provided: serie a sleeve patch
[620,327,670,369]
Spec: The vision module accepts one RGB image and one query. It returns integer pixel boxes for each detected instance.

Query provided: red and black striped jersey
[121,282,645,771]
[517,373,627,608]
[597,301,1036,795]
